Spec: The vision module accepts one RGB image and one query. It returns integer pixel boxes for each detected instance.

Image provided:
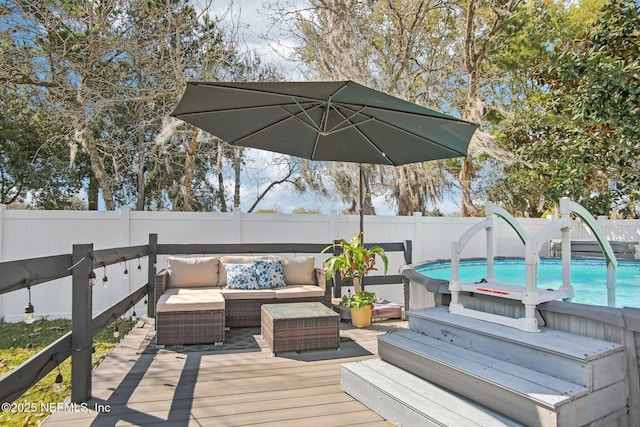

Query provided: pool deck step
[377,328,629,427]
[407,306,626,389]
[341,358,525,427]
[340,306,629,426]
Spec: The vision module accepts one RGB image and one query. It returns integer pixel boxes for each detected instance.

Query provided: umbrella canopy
[171,81,478,166]
[171,81,478,232]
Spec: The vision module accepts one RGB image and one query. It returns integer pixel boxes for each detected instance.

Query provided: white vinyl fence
[0,205,638,321]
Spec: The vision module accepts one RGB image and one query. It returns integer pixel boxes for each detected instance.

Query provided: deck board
[43,317,404,426]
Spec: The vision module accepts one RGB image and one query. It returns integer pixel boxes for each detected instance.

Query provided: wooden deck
[43,317,406,426]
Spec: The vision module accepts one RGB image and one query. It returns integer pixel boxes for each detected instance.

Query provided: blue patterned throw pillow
[225,263,259,289]
[253,259,286,289]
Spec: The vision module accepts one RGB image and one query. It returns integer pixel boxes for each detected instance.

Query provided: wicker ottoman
[261,302,340,355]
[156,288,225,346]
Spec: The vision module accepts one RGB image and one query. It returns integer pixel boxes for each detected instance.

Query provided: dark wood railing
[0,239,154,405]
[0,234,412,405]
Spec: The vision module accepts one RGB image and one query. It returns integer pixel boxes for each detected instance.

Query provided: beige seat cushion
[167,256,220,288]
[156,287,225,313]
[282,256,316,285]
[221,288,276,300]
[274,285,325,299]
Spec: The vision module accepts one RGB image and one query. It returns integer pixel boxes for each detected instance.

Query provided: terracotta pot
[350,304,373,328]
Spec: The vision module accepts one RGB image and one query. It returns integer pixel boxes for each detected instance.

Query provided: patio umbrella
[171,80,478,233]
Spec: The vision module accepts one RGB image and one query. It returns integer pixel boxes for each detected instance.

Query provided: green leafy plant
[322,232,388,295]
[341,291,377,309]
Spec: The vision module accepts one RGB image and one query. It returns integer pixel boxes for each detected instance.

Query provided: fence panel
[0,205,637,320]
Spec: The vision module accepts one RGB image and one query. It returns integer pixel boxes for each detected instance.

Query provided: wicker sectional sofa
[154,255,331,345]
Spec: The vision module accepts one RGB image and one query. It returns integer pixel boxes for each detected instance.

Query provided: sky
[174,1,463,216]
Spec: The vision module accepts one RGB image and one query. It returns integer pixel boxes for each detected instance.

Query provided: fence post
[147,233,157,318]
[412,212,422,262]
[329,210,338,242]
[232,207,242,243]
[71,243,93,403]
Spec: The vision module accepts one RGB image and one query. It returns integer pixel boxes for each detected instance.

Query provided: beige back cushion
[167,256,220,288]
[282,256,316,285]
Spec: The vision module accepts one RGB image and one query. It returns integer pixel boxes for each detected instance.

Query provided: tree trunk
[460,155,476,216]
[461,0,479,217]
[217,141,227,212]
[352,276,362,295]
[135,70,146,211]
[77,125,115,210]
[182,126,199,211]
[233,147,242,209]
[87,175,99,211]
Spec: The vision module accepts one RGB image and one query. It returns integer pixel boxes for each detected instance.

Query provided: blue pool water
[415,258,640,308]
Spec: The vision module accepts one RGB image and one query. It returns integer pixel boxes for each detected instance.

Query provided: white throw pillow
[253,259,287,289]
[224,263,259,289]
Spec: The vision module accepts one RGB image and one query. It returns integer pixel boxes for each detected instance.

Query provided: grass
[0,317,135,426]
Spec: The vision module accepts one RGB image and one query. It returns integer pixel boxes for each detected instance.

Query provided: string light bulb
[53,366,63,393]
[131,310,137,323]
[102,263,109,288]
[24,287,35,324]
[122,258,128,279]
[137,258,142,272]
[88,270,97,286]
[113,318,119,338]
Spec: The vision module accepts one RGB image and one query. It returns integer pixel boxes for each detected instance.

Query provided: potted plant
[322,233,388,327]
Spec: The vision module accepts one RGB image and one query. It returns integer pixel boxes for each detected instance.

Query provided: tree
[272,0,515,216]
[541,0,640,216]
[490,0,639,217]
[1,0,290,212]
[0,86,85,208]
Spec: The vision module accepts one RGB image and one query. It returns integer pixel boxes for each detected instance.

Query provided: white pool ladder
[449,197,617,332]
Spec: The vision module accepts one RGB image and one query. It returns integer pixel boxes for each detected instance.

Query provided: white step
[407,306,626,389]
[378,330,628,427]
[341,358,524,427]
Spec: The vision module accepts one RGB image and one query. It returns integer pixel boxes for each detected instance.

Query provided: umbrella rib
[230,102,338,146]
[339,102,476,126]
[373,116,468,157]
[333,102,471,157]
[193,82,328,104]
[292,97,324,133]
[325,105,372,134]
[230,104,322,145]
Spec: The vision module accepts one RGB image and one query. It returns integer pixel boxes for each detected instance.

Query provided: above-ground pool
[415,257,640,308]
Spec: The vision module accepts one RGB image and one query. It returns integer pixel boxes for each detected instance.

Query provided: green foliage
[489,0,639,217]
[341,291,377,309]
[321,232,389,288]
[292,208,321,214]
[0,318,135,426]
[0,87,85,208]
[0,0,282,212]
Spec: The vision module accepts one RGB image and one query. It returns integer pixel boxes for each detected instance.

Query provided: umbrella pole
[359,163,364,243]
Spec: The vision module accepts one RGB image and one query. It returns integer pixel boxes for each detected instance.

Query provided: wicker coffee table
[261,302,340,355]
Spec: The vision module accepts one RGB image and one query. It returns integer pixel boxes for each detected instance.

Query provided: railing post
[71,243,93,403]
[147,233,157,318]
[332,239,342,298]
[403,240,413,312]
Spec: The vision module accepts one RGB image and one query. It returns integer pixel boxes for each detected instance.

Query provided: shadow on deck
[43,318,406,426]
